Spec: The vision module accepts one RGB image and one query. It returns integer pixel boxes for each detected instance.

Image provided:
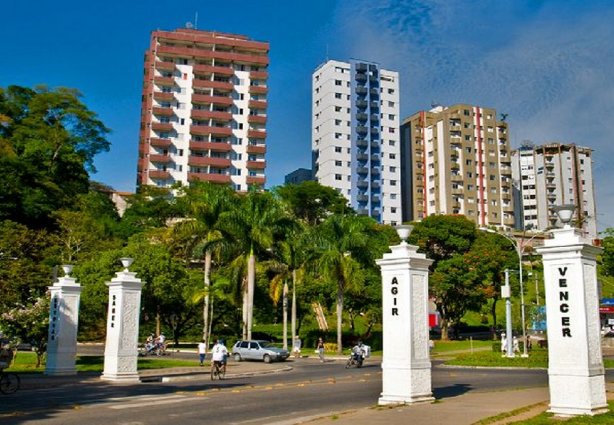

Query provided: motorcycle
[345,351,364,368]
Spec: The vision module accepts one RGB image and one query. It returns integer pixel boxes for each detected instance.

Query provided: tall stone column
[536,226,607,416]
[45,265,82,376]
[376,226,434,405]
[101,258,143,383]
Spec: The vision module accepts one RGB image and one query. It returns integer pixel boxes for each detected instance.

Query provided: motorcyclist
[351,340,366,366]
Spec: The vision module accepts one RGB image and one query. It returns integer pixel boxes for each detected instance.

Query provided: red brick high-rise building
[137,28,269,191]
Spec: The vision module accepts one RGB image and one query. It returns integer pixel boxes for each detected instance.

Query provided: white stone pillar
[536,227,607,416]
[101,258,143,383]
[45,265,82,376]
[376,228,434,405]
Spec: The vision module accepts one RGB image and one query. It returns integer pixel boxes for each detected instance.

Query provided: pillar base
[378,393,434,406]
[100,372,141,383]
[45,367,77,376]
[548,406,609,417]
[548,374,608,417]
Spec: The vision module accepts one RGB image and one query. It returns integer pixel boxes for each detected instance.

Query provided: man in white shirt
[211,339,229,374]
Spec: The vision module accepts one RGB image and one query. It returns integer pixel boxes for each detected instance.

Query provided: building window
[335,93,342,99]
[335,80,342,86]
[335,146,342,153]
[335,160,342,166]
[335,174,342,180]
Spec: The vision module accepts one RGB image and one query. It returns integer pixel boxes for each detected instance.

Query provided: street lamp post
[503,269,514,358]
[480,228,541,358]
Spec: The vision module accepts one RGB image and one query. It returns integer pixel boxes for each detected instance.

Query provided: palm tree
[219,189,293,339]
[172,182,233,349]
[311,214,372,354]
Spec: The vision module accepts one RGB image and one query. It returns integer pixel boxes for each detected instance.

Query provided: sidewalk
[305,381,614,425]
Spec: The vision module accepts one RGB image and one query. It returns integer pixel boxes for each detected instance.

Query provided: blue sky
[2,1,614,230]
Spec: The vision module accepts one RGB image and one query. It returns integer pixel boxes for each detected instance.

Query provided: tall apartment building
[312,60,402,225]
[136,28,269,191]
[400,104,515,229]
[512,142,597,239]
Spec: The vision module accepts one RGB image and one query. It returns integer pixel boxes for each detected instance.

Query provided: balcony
[371,154,380,162]
[192,94,233,106]
[370,101,379,109]
[371,181,380,189]
[249,100,267,110]
[356,87,368,95]
[356,139,368,148]
[149,154,172,164]
[151,122,174,132]
[371,167,380,175]
[247,175,266,185]
[188,156,232,168]
[188,172,232,184]
[249,85,268,95]
[356,153,368,161]
[246,144,267,154]
[356,167,369,175]
[153,91,175,102]
[191,110,232,121]
[451,174,463,181]
[150,137,172,149]
[370,127,379,135]
[155,61,176,72]
[189,140,232,152]
[357,180,368,188]
[149,170,171,180]
[157,45,269,66]
[247,160,266,170]
[370,114,380,122]
[193,64,234,76]
[248,129,267,139]
[356,100,368,109]
[152,107,174,117]
[356,126,368,135]
[250,70,268,80]
[356,194,369,202]
[190,125,232,137]
[356,112,368,122]
[248,115,267,124]
[369,88,379,96]
[372,195,381,203]
[154,76,175,87]
[193,79,234,91]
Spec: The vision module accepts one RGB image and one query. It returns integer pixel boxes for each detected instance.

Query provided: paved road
[0,358,553,425]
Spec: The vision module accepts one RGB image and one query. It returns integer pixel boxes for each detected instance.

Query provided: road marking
[109,395,201,410]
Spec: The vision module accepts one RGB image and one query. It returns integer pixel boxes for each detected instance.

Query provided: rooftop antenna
[326,43,329,61]
[194,12,198,30]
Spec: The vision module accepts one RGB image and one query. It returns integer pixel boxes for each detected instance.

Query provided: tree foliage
[0,85,110,228]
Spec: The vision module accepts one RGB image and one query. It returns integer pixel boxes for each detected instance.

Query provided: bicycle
[210,360,225,380]
[0,367,20,394]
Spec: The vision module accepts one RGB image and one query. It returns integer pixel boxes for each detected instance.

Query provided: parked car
[232,340,289,363]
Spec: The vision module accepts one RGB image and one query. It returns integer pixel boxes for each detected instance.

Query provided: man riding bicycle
[211,339,229,374]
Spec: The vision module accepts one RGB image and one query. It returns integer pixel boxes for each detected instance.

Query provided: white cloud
[334,0,614,230]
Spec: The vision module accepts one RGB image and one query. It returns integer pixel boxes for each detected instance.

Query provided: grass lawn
[446,348,614,369]
[6,352,200,374]
[431,339,493,354]
[479,401,614,424]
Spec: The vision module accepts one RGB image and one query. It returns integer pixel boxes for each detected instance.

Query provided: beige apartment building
[400,104,514,229]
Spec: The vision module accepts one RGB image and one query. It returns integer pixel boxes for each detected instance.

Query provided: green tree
[219,190,293,339]
[430,254,483,340]
[310,214,374,354]
[0,85,110,228]
[409,214,477,265]
[274,181,352,225]
[172,181,234,349]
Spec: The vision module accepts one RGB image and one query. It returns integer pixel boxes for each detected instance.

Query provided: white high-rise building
[512,142,597,239]
[312,60,402,225]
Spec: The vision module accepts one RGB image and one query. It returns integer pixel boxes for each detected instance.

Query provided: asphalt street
[0,357,553,425]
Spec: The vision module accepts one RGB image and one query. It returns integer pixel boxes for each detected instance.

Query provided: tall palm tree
[173,182,233,349]
[219,189,293,339]
[311,214,372,354]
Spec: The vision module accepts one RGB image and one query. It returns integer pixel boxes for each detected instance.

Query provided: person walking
[198,339,207,366]
[317,337,325,363]
[292,335,302,358]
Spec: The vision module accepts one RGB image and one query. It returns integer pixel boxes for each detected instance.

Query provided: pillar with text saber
[535,205,607,416]
[376,225,434,405]
[45,265,82,376]
[101,258,144,383]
